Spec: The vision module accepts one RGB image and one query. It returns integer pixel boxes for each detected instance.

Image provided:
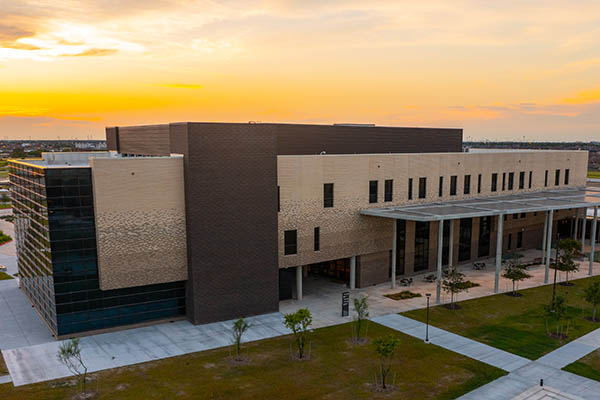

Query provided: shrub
[283,308,312,359]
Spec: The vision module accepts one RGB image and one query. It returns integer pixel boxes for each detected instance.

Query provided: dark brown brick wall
[105,127,119,152]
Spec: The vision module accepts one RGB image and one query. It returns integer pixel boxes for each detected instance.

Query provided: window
[528,171,532,189]
[491,173,498,192]
[450,175,457,196]
[477,174,482,194]
[369,180,378,203]
[502,172,506,191]
[520,213,526,219]
[418,177,426,199]
[503,214,507,221]
[278,186,280,212]
[519,171,525,189]
[507,233,512,250]
[314,227,320,251]
[458,218,472,262]
[384,179,393,202]
[508,172,514,190]
[513,213,518,220]
[565,169,570,185]
[439,176,444,197]
[478,216,491,257]
[517,231,523,248]
[408,178,413,200]
[464,174,471,195]
[414,222,430,271]
[284,230,297,255]
[545,170,549,187]
[323,183,334,208]
[391,220,406,276]
[555,169,560,186]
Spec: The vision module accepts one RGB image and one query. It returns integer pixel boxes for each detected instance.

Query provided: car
[0,265,6,272]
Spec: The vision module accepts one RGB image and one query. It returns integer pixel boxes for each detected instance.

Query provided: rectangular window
[521,212,526,218]
[450,175,457,196]
[507,233,512,250]
[439,176,444,197]
[414,221,430,272]
[508,172,514,190]
[408,178,413,200]
[284,230,297,255]
[513,213,518,220]
[555,169,560,186]
[565,169,570,185]
[545,170,548,187]
[528,171,532,189]
[519,171,525,189]
[392,220,406,276]
[517,231,523,248]
[323,183,334,208]
[503,214,507,221]
[502,172,506,191]
[369,180,378,203]
[278,186,280,212]
[491,173,498,192]
[418,177,426,199]
[459,218,472,262]
[478,216,491,257]
[477,174,482,194]
[464,174,471,195]
[384,179,393,202]
[314,227,320,251]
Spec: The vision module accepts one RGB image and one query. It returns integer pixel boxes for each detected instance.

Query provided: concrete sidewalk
[371,314,530,372]
[536,328,600,369]
[2,312,290,387]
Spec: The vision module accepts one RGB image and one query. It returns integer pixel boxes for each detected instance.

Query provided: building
[9,122,600,337]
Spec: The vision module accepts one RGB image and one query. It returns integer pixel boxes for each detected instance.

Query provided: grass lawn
[589,171,600,179]
[0,271,13,280]
[0,322,505,399]
[0,204,11,209]
[563,350,600,381]
[0,353,7,376]
[403,275,600,360]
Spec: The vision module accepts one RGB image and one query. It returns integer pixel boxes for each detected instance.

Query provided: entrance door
[557,218,572,239]
[279,269,294,300]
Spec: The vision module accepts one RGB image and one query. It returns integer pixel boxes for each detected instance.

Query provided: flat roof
[361,187,600,222]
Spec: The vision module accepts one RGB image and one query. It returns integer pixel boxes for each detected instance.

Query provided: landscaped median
[402,275,600,360]
[0,321,505,399]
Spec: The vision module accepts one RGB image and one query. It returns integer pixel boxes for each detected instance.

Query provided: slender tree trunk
[512,280,516,295]
[594,305,597,322]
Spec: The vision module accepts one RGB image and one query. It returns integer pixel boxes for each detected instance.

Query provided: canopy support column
[545,210,554,284]
[296,266,303,301]
[350,256,356,290]
[542,211,548,264]
[590,207,598,276]
[582,207,588,254]
[436,219,444,304]
[495,215,503,293]
[448,219,455,270]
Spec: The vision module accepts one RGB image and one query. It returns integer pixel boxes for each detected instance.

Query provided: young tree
[584,282,600,322]
[283,308,312,359]
[502,257,531,296]
[57,338,88,396]
[544,295,568,338]
[352,295,369,343]
[372,335,401,390]
[442,270,468,309]
[552,238,581,285]
[231,318,250,360]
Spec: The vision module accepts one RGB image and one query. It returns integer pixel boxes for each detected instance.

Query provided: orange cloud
[563,87,600,104]
[60,48,117,57]
[162,83,203,89]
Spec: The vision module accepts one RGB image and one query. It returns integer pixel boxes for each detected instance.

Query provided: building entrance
[308,258,350,283]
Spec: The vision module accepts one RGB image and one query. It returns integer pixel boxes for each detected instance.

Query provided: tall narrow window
[519,171,525,189]
[508,172,514,190]
[458,218,472,262]
[414,222,430,272]
[323,183,334,208]
[502,172,506,191]
[491,173,498,192]
[565,169,570,185]
[555,169,560,186]
[384,179,393,202]
[314,227,320,251]
[369,180,378,203]
[450,175,457,196]
[545,170,549,187]
[477,174,482,194]
[284,230,297,255]
[528,171,532,189]
[278,186,280,212]
[507,233,512,250]
[439,176,444,197]
[464,174,471,195]
[408,178,413,200]
[517,231,523,248]
[418,177,426,199]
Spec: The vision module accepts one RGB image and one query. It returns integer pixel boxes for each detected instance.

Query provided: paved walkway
[2,312,290,387]
[372,314,530,372]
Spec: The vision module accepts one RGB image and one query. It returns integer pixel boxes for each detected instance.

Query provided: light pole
[425,293,431,343]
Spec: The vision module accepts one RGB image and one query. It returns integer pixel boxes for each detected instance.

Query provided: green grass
[0,204,10,209]
[0,322,505,399]
[403,275,600,360]
[0,353,7,376]
[564,350,600,381]
[0,271,13,280]
[588,171,600,179]
[385,290,422,300]
[0,231,11,245]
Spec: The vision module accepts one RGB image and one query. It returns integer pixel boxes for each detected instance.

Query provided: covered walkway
[361,187,600,304]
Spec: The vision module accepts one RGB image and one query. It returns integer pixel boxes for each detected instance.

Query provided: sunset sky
[1,1,599,141]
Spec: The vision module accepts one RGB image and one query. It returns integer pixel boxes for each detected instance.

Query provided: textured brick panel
[91,156,188,290]
[105,127,119,152]
[117,124,171,156]
[357,250,390,287]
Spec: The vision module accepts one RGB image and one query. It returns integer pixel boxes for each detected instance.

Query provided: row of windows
[284,227,321,255]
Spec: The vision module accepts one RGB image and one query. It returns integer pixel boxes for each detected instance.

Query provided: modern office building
[9,122,600,337]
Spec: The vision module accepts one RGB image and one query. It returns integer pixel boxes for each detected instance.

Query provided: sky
[1,0,599,141]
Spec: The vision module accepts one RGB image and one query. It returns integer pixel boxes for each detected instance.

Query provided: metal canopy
[361,187,600,221]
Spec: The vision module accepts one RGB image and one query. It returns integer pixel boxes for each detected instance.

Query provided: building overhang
[360,187,600,222]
